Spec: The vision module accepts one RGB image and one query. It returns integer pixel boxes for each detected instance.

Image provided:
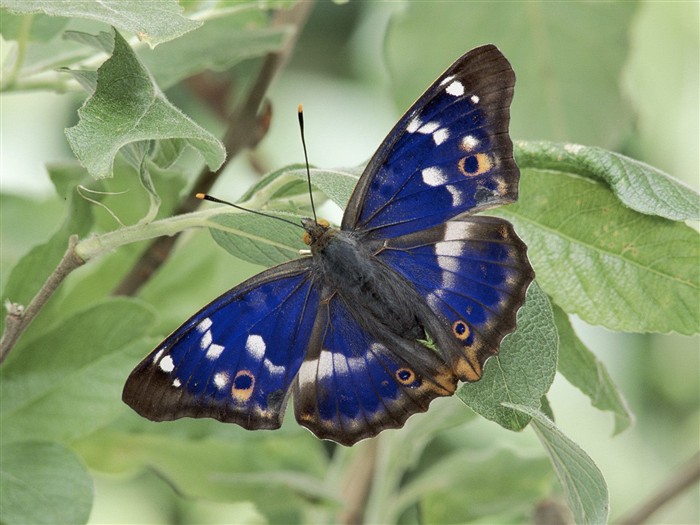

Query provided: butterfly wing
[122,258,320,430]
[377,216,534,382]
[342,44,518,239]
[292,289,457,445]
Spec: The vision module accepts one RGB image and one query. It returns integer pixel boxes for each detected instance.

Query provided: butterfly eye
[458,153,493,177]
[231,370,255,402]
[452,320,471,341]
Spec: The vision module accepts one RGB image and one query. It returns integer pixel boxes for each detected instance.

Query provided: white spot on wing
[422,167,447,187]
[440,75,455,86]
[264,358,285,375]
[418,121,439,134]
[433,128,449,145]
[318,350,333,380]
[245,334,266,359]
[461,135,479,151]
[159,355,174,373]
[297,359,317,387]
[172,378,181,388]
[200,330,212,350]
[407,117,422,133]
[447,185,464,206]
[446,80,465,97]
[206,343,224,360]
[152,348,164,364]
[470,94,480,104]
[436,240,466,257]
[444,221,473,241]
[332,352,350,377]
[197,318,212,332]
[214,371,230,389]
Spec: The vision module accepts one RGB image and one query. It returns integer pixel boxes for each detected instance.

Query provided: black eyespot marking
[231,370,255,402]
[452,320,470,341]
[396,367,417,386]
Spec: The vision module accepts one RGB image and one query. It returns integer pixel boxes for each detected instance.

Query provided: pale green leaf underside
[0,441,93,525]
[458,282,558,431]
[499,169,699,335]
[553,305,634,434]
[64,29,225,179]
[0,0,200,47]
[515,141,700,221]
[505,403,609,525]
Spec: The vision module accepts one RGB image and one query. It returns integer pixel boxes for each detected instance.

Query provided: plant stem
[112,1,313,296]
[616,451,700,525]
[0,235,83,363]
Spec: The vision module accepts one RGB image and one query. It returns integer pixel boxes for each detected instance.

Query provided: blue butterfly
[123,45,534,446]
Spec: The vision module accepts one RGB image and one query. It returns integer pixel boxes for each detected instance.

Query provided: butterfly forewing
[342,44,518,239]
[123,259,319,430]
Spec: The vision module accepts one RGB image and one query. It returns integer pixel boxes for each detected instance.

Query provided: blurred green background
[1,1,698,523]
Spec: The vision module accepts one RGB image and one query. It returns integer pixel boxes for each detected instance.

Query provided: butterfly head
[301,217,331,247]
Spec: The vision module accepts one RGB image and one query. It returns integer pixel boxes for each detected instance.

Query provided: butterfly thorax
[308,226,426,340]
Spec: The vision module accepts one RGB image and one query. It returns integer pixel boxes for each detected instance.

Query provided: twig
[616,451,700,525]
[112,1,313,296]
[0,235,84,364]
[339,438,379,525]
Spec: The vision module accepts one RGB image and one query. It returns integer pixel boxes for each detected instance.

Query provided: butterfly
[123,44,534,446]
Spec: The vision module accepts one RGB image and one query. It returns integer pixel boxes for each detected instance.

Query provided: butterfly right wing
[123,258,320,431]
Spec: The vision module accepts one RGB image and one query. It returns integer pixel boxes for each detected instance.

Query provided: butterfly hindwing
[378,216,534,382]
[342,44,518,239]
[293,290,456,446]
[123,259,320,430]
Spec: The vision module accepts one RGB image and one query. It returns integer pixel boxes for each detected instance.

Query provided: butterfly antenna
[297,104,318,224]
[196,194,303,230]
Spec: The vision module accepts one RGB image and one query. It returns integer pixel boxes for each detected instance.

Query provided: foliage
[1,1,698,524]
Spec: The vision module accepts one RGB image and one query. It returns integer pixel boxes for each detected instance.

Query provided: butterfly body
[124,45,535,445]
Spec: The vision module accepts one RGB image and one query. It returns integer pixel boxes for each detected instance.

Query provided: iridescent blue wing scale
[342,44,518,239]
[123,259,320,430]
[293,291,456,445]
[378,216,534,382]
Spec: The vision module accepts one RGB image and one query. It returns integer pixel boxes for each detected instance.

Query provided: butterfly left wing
[293,290,457,446]
[342,44,518,239]
[123,258,320,430]
[377,216,534,382]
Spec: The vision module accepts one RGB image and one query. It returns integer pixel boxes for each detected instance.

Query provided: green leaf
[0,441,93,525]
[457,282,558,431]
[497,168,700,334]
[505,403,609,525]
[0,10,69,42]
[408,448,552,525]
[515,141,700,221]
[139,10,292,89]
[553,305,634,434]
[64,28,225,179]
[286,166,361,209]
[0,298,157,444]
[386,2,636,147]
[0,0,201,47]
[75,428,330,524]
[1,165,95,332]
[208,212,303,267]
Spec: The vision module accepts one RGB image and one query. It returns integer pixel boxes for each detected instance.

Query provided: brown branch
[112,1,314,296]
[0,235,85,363]
[339,438,379,525]
[616,451,700,525]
